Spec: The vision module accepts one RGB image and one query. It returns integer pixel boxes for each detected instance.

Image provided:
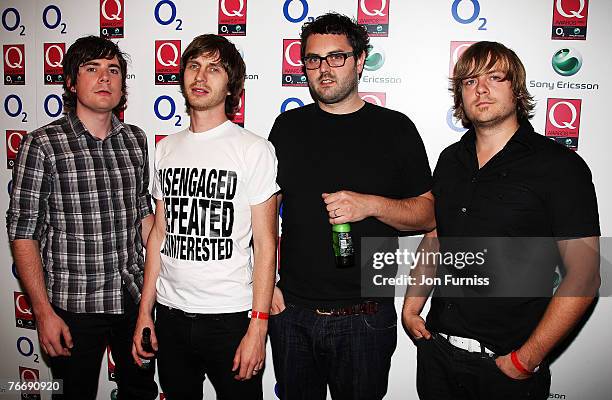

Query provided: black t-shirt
[427,119,600,354]
[269,102,432,308]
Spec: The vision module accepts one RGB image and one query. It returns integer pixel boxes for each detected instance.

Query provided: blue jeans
[269,302,397,400]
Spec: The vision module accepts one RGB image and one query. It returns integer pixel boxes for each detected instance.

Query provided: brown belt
[314,301,379,316]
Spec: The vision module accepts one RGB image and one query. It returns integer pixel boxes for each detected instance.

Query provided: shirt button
[471,177,477,183]
[461,207,467,213]
[447,302,453,310]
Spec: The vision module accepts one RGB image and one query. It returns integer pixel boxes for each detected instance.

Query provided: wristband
[510,351,533,375]
[248,310,269,320]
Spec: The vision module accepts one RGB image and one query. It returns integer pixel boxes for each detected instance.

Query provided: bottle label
[333,231,354,257]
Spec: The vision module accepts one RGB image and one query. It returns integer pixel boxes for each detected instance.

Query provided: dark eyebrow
[305,49,348,57]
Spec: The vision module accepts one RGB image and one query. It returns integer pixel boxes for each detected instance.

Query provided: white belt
[438,333,495,356]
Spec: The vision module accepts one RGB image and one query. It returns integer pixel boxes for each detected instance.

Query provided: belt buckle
[315,308,333,315]
[183,312,198,318]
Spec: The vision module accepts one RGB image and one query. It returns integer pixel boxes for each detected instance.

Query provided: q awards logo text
[3,44,25,85]
[552,47,582,76]
[218,0,247,36]
[282,39,306,87]
[44,43,65,85]
[6,129,26,169]
[100,0,124,38]
[545,98,581,150]
[155,40,181,85]
[359,92,386,107]
[14,291,35,329]
[19,367,41,398]
[231,90,245,127]
[357,0,390,37]
[552,0,589,40]
[107,346,117,381]
[449,41,475,77]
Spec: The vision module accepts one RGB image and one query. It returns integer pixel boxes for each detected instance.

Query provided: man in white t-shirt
[131,34,279,400]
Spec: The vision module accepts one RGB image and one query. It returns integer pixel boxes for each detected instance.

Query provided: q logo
[284,40,302,68]
[551,48,582,76]
[154,95,182,126]
[548,100,578,129]
[556,0,586,18]
[283,0,308,23]
[154,0,183,30]
[4,45,23,69]
[451,0,487,30]
[280,97,304,113]
[359,0,387,16]
[364,45,385,71]
[359,92,386,107]
[45,44,64,68]
[44,94,63,118]
[220,0,245,17]
[156,42,179,67]
[101,0,122,21]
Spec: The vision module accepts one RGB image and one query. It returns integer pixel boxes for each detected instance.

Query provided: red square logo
[357,0,390,37]
[14,292,35,329]
[3,44,25,85]
[282,39,306,87]
[100,0,124,38]
[155,40,181,85]
[545,98,582,150]
[44,43,65,85]
[449,41,476,77]
[218,0,247,36]
[6,130,26,169]
[552,0,589,40]
[231,91,245,127]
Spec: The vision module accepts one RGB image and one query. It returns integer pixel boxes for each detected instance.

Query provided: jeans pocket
[362,305,397,331]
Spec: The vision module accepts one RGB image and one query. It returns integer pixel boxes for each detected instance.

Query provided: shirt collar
[67,111,125,139]
[459,118,535,152]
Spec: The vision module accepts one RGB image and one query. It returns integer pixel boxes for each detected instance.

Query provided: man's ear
[356,51,366,75]
[66,77,76,92]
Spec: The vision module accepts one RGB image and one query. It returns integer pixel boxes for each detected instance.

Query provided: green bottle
[332,223,354,267]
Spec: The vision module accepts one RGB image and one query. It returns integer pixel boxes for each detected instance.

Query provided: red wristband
[248,310,269,320]
[510,351,532,375]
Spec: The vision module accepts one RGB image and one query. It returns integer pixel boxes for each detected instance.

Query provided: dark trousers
[269,302,397,400]
[50,292,158,400]
[416,333,551,400]
[155,303,263,400]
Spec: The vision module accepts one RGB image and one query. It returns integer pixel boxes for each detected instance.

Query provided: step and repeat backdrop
[1,1,611,399]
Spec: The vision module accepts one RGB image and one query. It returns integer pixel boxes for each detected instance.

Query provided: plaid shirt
[7,112,153,314]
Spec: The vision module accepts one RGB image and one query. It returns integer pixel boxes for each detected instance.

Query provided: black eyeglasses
[302,52,355,70]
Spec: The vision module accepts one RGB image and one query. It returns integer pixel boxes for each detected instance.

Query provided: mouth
[318,77,336,87]
[190,86,210,96]
[475,101,493,107]
[95,90,112,96]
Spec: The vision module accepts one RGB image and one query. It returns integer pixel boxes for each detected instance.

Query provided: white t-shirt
[152,121,279,313]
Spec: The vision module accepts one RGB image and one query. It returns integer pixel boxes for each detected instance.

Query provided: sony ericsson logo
[364,45,385,71]
[552,48,582,76]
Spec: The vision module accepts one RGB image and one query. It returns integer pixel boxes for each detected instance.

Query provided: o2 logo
[42,4,67,34]
[4,94,28,123]
[280,97,304,113]
[154,95,182,127]
[446,107,467,133]
[282,0,312,23]
[1,7,26,36]
[154,0,183,30]
[451,0,487,30]
[17,336,40,363]
[44,94,63,118]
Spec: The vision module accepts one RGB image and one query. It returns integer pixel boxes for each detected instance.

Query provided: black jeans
[416,333,551,400]
[155,303,262,400]
[50,292,157,400]
[269,302,397,400]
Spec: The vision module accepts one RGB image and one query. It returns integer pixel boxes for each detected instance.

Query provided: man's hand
[495,353,532,380]
[402,310,432,341]
[131,313,158,367]
[270,287,286,315]
[232,322,267,380]
[323,191,374,224]
[36,310,73,357]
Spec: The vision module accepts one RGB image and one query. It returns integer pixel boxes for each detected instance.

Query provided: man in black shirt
[268,13,434,400]
[402,41,600,400]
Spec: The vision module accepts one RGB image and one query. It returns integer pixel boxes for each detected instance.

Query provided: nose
[318,58,331,73]
[98,68,110,83]
[475,78,489,95]
[195,68,207,83]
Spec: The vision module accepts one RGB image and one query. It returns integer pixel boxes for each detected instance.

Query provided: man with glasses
[267,12,435,399]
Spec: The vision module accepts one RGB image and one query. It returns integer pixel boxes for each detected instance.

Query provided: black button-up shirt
[426,119,600,354]
[7,112,152,314]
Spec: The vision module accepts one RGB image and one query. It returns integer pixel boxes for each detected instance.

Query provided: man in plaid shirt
[7,36,157,400]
